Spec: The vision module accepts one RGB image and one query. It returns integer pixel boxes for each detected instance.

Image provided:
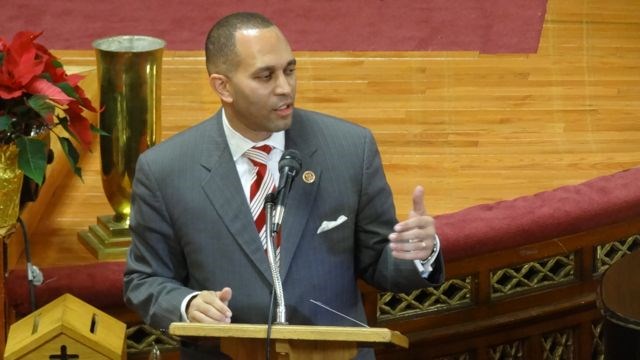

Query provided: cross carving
[49,345,79,359]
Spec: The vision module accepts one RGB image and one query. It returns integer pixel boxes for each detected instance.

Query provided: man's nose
[274,72,293,95]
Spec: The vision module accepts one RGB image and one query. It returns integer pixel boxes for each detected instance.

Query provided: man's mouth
[274,103,293,116]
[275,103,291,110]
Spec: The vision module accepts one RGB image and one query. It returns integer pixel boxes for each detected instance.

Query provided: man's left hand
[388,185,436,261]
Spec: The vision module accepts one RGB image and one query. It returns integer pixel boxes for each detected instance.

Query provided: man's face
[219,27,297,142]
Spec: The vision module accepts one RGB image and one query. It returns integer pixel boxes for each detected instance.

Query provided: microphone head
[265,192,277,205]
[279,149,302,175]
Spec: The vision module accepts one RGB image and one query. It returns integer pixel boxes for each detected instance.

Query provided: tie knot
[245,145,273,164]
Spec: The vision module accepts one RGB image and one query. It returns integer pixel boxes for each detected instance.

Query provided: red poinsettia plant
[0,31,101,185]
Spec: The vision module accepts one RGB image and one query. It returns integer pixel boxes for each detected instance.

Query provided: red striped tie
[245,145,280,255]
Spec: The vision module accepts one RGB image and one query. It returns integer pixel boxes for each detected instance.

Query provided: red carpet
[3,0,547,53]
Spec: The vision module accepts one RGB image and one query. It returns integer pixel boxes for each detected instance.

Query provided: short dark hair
[205,12,275,75]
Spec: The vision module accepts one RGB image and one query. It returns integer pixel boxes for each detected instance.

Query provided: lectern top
[169,322,409,349]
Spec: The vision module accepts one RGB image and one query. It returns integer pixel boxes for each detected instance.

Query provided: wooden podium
[169,322,408,359]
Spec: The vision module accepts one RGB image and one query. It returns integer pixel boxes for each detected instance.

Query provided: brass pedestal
[78,215,131,260]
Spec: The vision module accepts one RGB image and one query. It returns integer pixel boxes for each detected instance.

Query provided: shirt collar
[222,109,285,161]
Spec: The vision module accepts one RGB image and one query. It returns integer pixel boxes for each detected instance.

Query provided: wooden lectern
[170,322,409,359]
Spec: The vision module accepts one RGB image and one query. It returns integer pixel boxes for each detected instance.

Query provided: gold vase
[0,144,23,237]
[79,35,165,260]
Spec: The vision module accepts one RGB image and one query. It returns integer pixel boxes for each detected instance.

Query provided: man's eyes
[255,68,295,81]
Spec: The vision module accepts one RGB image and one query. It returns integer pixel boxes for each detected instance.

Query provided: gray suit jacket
[124,108,444,358]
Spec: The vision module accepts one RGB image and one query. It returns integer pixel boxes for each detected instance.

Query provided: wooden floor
[10,0,640,268]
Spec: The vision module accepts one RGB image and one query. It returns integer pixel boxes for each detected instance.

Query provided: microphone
[272,149,302,236]
[264,192,286,324]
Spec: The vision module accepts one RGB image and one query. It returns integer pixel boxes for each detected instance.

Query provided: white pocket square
[317,215,348,234]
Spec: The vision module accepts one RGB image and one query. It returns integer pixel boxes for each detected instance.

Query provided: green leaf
[16,137,47,186]
[0,52,4,66]
[58,115,68,128]
[0,114,11,131]
[40,72,52,82]
[59,136,83,181]
[27,95,55,120]
[51,59,63,68]
[56,81,80,100]
[91,123,109,136]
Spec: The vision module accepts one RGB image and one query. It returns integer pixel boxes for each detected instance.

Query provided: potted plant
[0,30,101,231]
[0,30,101,184]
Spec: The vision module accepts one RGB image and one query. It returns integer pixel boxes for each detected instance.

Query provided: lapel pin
[302,170,316,184]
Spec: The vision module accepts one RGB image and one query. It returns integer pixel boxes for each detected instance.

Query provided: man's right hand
[186,287,233,323]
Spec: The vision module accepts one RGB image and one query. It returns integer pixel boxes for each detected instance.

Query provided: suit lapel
[279,112,321,281]
[199,112,273,284]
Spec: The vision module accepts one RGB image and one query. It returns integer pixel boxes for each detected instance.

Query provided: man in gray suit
[124,12,444,359]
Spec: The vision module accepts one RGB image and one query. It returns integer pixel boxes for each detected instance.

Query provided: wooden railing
[360,167,640,359]
[368,219,640,359]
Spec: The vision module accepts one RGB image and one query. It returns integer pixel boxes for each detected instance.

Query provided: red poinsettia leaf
[26,77,74,105]
[57,115,83,148]
[8,31,39,54]
[6,32,47,63]
[67,110,94,149]
[60,74,98,112]
[65,73,84,87]
[0,86,24,99]
[43,60,67,83]
[73,85,98,112]
[11,31,43,45]
[5,31,46,86]
[66,101,85,115]
[33,40,56,60]
[13,50,44,85]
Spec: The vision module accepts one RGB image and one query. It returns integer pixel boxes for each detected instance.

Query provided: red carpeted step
[2,0,547,53]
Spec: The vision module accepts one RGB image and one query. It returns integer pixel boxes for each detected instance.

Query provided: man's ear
[209,73,233,103]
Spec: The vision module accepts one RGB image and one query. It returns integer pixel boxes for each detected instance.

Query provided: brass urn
[79,35,165,259]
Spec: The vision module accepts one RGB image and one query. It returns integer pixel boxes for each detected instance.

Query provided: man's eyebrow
[253,59,297,74]
[253,65,275,74]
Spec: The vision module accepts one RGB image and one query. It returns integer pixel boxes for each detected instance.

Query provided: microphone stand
[265,195,287,324]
